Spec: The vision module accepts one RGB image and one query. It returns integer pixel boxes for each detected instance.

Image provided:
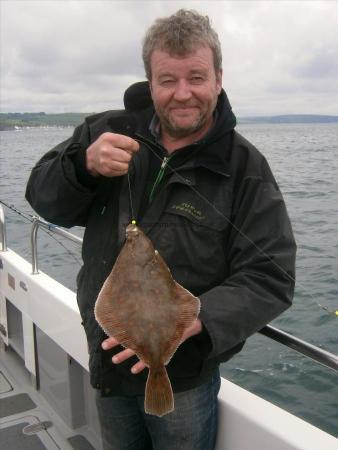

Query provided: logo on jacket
[171,202,205,221]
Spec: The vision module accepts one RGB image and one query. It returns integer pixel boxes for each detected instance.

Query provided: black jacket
[26,82,296,395]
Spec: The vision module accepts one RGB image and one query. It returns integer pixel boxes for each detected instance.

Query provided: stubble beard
[159,110,210,139]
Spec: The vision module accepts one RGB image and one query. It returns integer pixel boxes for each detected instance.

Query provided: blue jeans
[95,370,221,450]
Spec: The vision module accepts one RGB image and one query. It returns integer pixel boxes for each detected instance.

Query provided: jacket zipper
[134,133,173,204]
[148,155,173,203]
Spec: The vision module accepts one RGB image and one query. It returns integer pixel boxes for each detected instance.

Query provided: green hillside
[0,112,93,130]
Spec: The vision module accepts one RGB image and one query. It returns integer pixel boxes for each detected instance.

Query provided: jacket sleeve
[25,120,100,227]
[198,158,297,360]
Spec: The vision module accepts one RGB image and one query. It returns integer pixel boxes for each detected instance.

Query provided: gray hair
[142,9,222,80]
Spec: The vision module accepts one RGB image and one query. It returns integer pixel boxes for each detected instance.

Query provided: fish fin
[95,304,150,358]
[158,283,201,366]
[174,282,200,321]
[145,366,174,417]
[94,303,131,344]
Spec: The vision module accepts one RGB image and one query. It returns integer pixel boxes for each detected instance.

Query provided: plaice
[94,223,200,416]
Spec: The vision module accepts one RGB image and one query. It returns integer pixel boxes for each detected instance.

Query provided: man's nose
[173,80,192,102]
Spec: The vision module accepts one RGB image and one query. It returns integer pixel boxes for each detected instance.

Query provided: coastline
[1,113,338,131]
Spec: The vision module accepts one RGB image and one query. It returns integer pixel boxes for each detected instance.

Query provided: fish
[94,223,200,417]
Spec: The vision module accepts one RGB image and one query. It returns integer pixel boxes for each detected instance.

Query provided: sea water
[0,123,337,437]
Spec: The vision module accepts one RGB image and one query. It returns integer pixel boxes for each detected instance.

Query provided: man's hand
[101,337,148,374]
[86,132,139,177]
[101,318,203,375]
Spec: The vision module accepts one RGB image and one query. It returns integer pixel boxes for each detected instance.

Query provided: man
[26,9,296,450]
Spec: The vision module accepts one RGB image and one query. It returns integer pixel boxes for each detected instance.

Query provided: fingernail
[102,342,108,350]
[112,356,118,364]
[131,367,137,374]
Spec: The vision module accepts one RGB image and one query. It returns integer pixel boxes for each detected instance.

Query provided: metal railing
[259,325,338,372]
[31,216,83,274]
[0,204,337,373]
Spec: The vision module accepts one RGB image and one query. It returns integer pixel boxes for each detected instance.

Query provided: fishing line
[134,140,338,318]
[0,200,34,223]
[0,199,82,268]
[127,172,136,224]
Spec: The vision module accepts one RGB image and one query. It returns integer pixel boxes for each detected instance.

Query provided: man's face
[149,46,222,140]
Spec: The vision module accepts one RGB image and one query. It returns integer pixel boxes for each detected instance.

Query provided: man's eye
[191,76,204,83]
[161,79,174,86]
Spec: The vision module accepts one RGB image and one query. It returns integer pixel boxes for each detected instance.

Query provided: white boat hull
[0,247,337,449]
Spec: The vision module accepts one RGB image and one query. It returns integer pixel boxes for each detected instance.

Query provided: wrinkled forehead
[151,45,215,70]
[149,44,218,79]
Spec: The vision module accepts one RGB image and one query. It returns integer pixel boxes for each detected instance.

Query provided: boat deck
[0,343,97,449]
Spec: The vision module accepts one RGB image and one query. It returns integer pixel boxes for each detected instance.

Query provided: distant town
[1,112,338,131]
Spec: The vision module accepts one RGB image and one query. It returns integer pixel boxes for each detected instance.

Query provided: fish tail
[145,366,174,417]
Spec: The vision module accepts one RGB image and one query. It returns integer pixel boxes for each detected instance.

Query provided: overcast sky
[1,0,338,116]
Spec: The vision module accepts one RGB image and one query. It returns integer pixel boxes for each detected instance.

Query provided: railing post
[31,218,39,274]
[0,205,8,252]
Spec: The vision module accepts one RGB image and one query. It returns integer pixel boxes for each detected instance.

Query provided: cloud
[294,48,338,79]
[1,0,338,115]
